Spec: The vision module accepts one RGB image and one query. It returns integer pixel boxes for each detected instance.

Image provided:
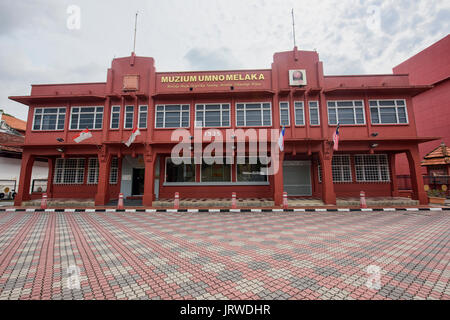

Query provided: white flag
[125,128,141,147]
[73,128,92,143]
[278,126,285,152]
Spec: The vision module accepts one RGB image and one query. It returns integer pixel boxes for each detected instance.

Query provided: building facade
[10,47,434,206]
[393,34,450,176]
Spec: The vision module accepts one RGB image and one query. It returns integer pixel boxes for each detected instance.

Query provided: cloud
[184,47,241,71]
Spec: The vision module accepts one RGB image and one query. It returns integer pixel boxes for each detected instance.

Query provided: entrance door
[283,161,312,196]
[132,168,145,196]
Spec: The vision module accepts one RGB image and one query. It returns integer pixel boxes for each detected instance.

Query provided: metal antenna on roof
[133,11,138,54]
[291,8,297,48]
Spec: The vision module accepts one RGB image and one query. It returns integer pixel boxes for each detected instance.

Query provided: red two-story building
[10,47,435,207]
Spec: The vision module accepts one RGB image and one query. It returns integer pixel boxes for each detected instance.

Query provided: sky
[0,0,449,120]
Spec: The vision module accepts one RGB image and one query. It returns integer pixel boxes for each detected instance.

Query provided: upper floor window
[70,106,103,130]
[195,104,230,127]
[33,107,66,131]
[155,104,190,128]
[355,154,390,182]
[309,101,320,125]
[110,106,120,129]
[138,105,148,129]
[124,105,134,129]
[369,100,408,124]
[236,102,271,127]
[294,101,305,125]
[279,102,290,126]
[328,101,365,125]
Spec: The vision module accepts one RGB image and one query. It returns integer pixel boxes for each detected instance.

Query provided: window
[294,101,305,125]
[195,104,230,127]
[33,108,66,130]
[124,105,134,129]
[138,105,148,129]
[155,105,190,128]
[355,154,390,182]
[279,102,290,126]
[236,103,271,127]
[370,100,408,124]
[309,101,320,125]
[236,157,268,182]
[70,107,103,130]
[165,158,196,183]
[332,155,352,182]
[109,157,119,184]
[54,158,85,184]
[201,160,232,182]
[87,158,99,184]
[328,101,365,125]
[110,106,120,129]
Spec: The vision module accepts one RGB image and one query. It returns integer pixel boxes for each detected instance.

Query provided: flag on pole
[125,128,141,147]
[73,128,92,143]
[332,123,340,151]
[278,126,285,152]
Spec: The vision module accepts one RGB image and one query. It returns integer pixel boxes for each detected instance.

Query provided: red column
[389,153,399,197]
[319,146,336,205]
[95,153,112,206]
[14,151,35,206]
[406,146,427,204]
[46,157,55,198]
[273,152,284,206]
[143,151,156,207]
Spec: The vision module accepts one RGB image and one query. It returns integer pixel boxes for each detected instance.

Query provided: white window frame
[155,104,190,128]
[327,100,366,125]
[124,105,134,129]
[309,101,320,126]
[69,106,104,130]
[355,154,390,182]
[332,154,353,183]
[87,158,99,185]
[54,158,86,185]
[279,102,290,127]
[235,102,272,127]
[294,101,305,126]
[32,107,66,131]
[138,105,148,129]
[369,99,409,125]
[110,105,121,129]
[195,103,231,128]
[109,157,119,184]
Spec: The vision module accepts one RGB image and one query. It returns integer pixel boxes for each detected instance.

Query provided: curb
[0,207,446,213]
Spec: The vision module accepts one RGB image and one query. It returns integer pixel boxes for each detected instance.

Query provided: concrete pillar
[273,152,284,206]
[389,153,399,197]
[319,147,336,205]
[95,153,112,206]
[14,151,35,206]
[143,151,156,207]
[46,157,55,198]
[406,146,428,205]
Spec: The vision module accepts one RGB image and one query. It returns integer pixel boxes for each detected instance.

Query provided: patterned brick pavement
[0,210,449,300]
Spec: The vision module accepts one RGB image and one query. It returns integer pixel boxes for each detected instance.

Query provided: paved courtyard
[0,210,449,300]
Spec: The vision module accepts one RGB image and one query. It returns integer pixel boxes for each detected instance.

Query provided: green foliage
[427,189,446,198]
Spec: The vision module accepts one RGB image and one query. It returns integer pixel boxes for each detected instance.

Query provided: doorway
[132,168,145,196]
[283,161,312,196]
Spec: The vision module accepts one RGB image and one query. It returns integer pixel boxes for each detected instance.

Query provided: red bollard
[231,192,237,209]
[283,192,288,209]
[360,191,367,209]
[40,193,48,209]
[174,192,180,209]
[117,193,124,210]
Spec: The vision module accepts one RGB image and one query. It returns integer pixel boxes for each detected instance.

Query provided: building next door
[132,168,145,196]
[283,161,312,196]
